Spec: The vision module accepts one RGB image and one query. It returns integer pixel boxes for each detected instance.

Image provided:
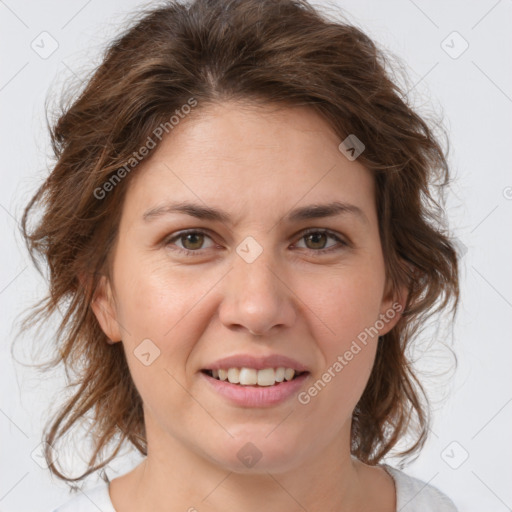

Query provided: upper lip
[202,354,310,373]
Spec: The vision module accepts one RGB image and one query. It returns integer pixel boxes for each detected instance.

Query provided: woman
[21,0,460,510]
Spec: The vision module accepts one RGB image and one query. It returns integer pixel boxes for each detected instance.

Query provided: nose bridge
[219,236,296,335]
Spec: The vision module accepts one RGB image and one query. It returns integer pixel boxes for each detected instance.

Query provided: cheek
[298,265,384,402]
[112,257,222,394]
[114,254,208,335]
[307,264,386,343]
[299,279,381,428]
[111,265,204,415]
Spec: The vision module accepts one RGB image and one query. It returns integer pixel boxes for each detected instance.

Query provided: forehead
[155,101,346,170]
[121,101,375,225]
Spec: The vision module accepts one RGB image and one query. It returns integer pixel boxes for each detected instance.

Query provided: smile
[202,367,306,386]
[200,369,310,407]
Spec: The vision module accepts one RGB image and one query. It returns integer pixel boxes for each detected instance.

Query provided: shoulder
[51,483,116,512]
[380,464,458,512]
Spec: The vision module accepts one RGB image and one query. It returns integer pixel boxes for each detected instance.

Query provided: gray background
[1,0,511,511]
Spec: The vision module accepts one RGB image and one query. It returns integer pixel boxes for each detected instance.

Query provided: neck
[116,427,368,512]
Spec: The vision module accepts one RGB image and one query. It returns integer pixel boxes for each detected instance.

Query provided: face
[92,101,403,475]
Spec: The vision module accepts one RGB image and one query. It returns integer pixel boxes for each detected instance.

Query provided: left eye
[294,229,345,252]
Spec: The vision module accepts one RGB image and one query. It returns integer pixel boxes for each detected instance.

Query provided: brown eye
[304,232,329,250]
[295,229,348,254]
[180,232,205,250]
[164,230,215,256]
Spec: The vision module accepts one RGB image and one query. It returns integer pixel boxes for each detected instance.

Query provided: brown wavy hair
[17,0,459,486]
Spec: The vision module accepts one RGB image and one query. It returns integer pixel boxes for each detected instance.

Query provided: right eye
[164,230,217,256]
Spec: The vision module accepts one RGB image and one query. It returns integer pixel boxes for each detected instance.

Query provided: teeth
[227,367,240,384]
[257,368,275,386]
[239,368,257,385]
[208,367,300,386]
[275,367,285,382]
[284,368,295,381]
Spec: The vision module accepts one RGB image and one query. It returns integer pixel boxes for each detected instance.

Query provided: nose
[218,246,297,337]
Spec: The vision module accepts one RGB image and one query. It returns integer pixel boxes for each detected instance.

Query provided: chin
[207,431,307,474]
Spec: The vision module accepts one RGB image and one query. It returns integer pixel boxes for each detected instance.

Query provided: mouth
[200,368,309,387]
[199,367,311,407]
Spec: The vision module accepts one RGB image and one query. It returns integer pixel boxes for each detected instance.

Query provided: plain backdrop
[1,1,511,511]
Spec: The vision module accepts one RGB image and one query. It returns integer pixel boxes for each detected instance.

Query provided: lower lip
[199,371,310,407]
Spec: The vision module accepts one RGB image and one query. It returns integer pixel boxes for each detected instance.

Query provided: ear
[82,272,122,343]
[377,276,408,337]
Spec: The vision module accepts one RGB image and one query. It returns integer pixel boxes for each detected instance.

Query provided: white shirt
[51,463,458,511]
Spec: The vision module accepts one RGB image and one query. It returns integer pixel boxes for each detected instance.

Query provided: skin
[92,101,406,512]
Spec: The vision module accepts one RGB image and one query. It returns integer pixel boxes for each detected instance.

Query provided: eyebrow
[142,200,368,225]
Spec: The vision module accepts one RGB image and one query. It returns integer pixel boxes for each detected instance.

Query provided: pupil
[307,232,326,249]
[183,233,203,250]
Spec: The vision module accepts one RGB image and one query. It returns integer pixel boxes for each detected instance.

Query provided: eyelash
[163,228,349,257]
